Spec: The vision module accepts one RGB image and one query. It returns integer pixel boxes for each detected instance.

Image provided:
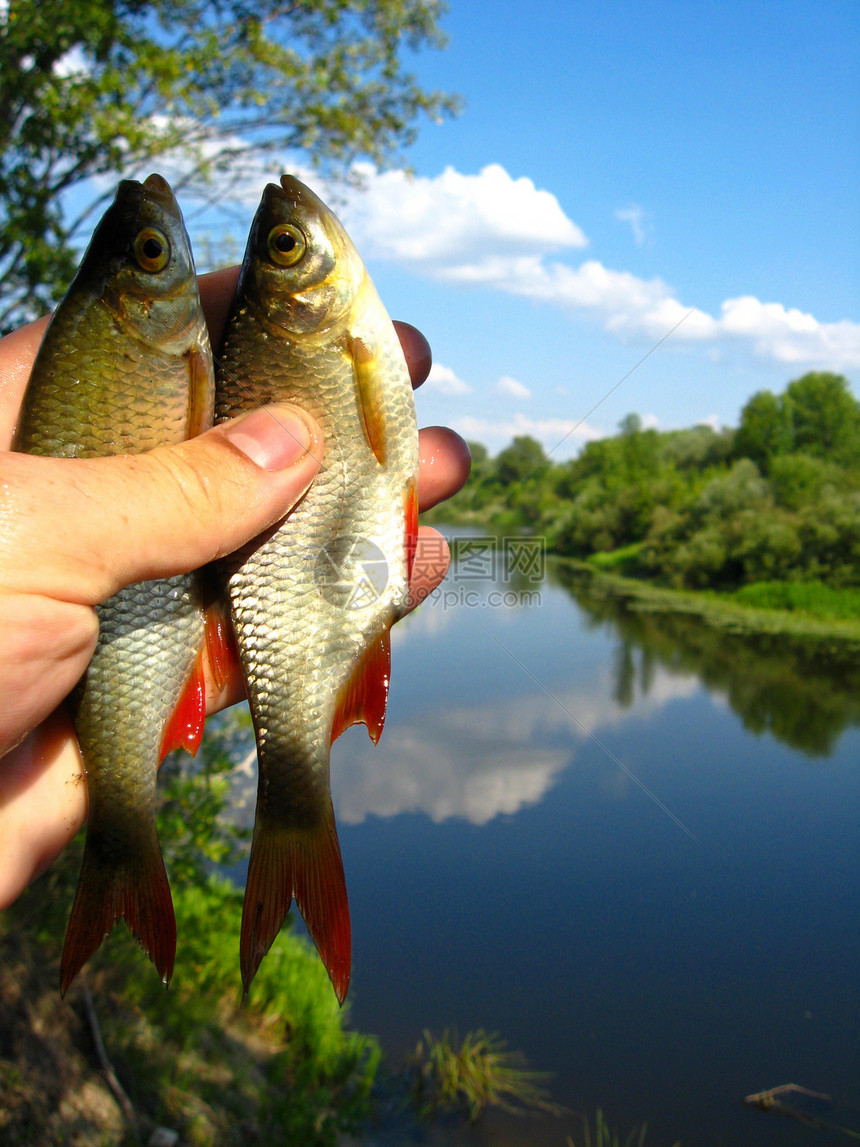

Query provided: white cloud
[452,412,602,458]
[496,375,532,400]
[341,162,588,266]
[616,204,653,247]
[424,362,472,396]
[340,165,860,373]
[173,154,860,373]
[438,252,860,371]
[716,296,860,366]
[697,414,722,431]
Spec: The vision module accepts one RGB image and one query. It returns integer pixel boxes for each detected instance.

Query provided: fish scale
[13,174,215,993]
[215,175,419,1003]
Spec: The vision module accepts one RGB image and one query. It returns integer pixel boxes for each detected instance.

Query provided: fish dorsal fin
[186,340,215,439]
[160,652,206,761]
[349,335,387,466]
[331,628,391,746]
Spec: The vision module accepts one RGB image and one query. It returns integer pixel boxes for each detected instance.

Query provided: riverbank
[561,558,860,650]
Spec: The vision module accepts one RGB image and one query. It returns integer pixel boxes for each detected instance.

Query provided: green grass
[733,579,860,621]
[586,543,646,577]
[567,1108,681,1147]
[566,560,860,647]
[406,1028,561,1124]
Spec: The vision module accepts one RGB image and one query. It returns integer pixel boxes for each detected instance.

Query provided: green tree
[783,371,860,462]
[494,435,548,487]
[0,0,458,327]
[734,389,793,466]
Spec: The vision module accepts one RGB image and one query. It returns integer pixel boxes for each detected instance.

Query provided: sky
[194,1,860,458]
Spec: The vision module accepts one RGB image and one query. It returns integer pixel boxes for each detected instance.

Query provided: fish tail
[60,826,176,995]
[240,798,351,1004]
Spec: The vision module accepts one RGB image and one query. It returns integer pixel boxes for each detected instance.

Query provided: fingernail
[224,405,315,470]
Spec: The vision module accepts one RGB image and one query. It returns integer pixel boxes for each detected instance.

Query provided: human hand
[0,265,470,907]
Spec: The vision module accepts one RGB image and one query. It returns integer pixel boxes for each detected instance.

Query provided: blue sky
[194,1,860,457]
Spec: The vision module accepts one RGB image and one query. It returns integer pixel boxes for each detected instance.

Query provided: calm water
[244,533,860,1145]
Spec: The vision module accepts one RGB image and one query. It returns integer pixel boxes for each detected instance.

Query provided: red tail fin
[60,828,176,995]
[240,799,351,1004]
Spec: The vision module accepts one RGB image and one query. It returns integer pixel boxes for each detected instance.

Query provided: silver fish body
[13,174,215,992]
[215,175,419,1002]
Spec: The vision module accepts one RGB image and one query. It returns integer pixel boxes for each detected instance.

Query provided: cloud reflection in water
[331,666,700,827]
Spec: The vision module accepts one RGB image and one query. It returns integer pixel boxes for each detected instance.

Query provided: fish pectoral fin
[405,478,418,586]
[348,334,387,466]
[159,652,207,761]
[186,340,216,439]
[240,801,351,1005]
[204,597,241,696]
[331,628,391,746]
[61,826,176,995]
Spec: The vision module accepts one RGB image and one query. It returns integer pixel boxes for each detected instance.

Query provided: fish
[215,174,419,1003]
[13,174,216,993]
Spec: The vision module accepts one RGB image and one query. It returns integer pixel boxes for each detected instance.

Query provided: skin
[0,265,471,909]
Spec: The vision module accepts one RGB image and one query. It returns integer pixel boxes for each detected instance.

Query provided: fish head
[76,173,202,354]
[239,175,365,335]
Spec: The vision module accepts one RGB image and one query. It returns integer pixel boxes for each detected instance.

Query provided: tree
[494,435,548,487]
[0,0,458,328]
[734,389,793,466]
[783,372,860,462]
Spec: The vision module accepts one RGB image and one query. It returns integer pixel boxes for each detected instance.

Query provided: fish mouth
[142,173,177,207]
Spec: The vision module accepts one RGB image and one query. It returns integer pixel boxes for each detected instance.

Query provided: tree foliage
[735,372,860,467]
[426,374,860,592]
[0,0,458,327]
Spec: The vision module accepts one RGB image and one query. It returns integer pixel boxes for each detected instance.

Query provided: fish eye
[133,228,170,273]
[267,223,306,267]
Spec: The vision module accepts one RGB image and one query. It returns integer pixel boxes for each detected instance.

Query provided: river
[238,529,860,1145]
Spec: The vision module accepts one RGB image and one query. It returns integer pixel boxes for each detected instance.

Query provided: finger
[418,426,472,511]
[199,265,240,348]
[406,526,451,614]
[392,321,432,388]
[0,316,50,447]
[1,278,434,445]
[0,593,98,755]
[0,403,324,604]
[0,709,86,910]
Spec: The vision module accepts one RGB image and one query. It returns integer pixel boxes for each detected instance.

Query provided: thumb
[0,403,324,605]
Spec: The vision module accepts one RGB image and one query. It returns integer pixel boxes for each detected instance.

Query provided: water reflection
[554,563,860,756]
[332,665,699,826]
[225,547,858,838]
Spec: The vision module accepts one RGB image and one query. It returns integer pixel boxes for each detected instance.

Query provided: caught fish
[215,174,419,1003]
[13,174,216,992]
